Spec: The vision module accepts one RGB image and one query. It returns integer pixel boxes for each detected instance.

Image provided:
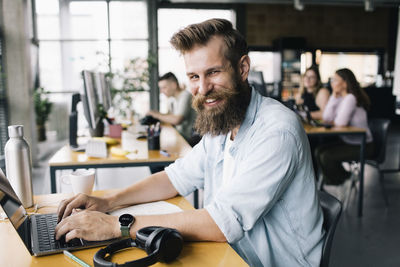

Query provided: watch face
[119,214,134,226]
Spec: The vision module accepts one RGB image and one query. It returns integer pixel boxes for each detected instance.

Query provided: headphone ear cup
[158,229,184,263]
[136,226,159,249]
[145,227,166,255]
[144,228,183,263]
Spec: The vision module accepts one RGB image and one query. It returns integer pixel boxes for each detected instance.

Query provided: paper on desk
[127,124,148,135]
[109,201,182,217]
[121,131,148,159]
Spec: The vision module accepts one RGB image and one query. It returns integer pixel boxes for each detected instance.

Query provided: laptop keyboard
[35,214,83,251]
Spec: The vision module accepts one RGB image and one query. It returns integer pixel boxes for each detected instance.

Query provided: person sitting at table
[315,68,374,185]
[295,65,330,120]
[55,18,324,267]
[146,72,199,146]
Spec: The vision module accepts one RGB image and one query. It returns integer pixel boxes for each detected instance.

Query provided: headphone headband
[93,226,183,267]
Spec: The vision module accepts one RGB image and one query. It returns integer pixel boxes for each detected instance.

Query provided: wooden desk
[0,190,248,267]
[48,125,192,193]
[303,124,366,217]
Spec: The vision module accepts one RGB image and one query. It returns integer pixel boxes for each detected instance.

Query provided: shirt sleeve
[334,94,357,126]
[174,91,192,118]
[205,128,300,243]
[165,137,206,196]
[322,95,341,122]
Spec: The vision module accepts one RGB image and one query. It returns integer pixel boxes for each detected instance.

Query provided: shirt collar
[218,86,260,149]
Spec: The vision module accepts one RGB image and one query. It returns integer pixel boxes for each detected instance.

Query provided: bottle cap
[8,125,24,138]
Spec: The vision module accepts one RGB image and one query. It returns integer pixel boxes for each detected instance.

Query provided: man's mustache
[192,88,238,111]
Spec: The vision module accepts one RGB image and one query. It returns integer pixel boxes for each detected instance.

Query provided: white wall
[1,0,37,162]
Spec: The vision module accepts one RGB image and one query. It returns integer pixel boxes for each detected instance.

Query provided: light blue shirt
[166,88,324,267]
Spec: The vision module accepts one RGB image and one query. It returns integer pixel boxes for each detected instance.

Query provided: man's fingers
[62,194,87,220]
[57,200,66,222]
[55,217,70,240]
[65,229,82,242]
[57,196,75,222]
[56,210,116,242]
[55,217,83,242]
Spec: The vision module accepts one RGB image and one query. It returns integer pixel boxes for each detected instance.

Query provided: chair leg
[317,175,324,191]
[344,162,360,210]
[345,173,357,210]
[316,167,325,191]
[377,167,389,206]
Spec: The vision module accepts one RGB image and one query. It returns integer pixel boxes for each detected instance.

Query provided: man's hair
[170,18,249,68]
[158,72,179,85]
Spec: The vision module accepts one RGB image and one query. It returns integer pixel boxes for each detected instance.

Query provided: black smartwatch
[119,214,135,237]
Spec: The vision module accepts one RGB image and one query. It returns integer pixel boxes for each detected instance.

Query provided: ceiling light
[294,0,304,11]
[365,0,374,12]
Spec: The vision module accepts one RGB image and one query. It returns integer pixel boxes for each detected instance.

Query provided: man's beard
[192,79,251,136]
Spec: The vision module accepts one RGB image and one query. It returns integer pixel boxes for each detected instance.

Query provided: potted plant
[33,87,53,141]
[109,57,154,120]
[95,52,154,121]
[90,103,108,137]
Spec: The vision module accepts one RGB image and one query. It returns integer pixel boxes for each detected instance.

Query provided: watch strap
[121,225,131,237]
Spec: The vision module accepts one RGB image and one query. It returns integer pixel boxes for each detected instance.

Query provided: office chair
[248,70,268,97]
[366,118,391,205]
[345,118,391,208]
[319,190,342,267]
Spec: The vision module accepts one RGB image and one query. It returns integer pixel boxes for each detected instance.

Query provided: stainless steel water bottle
[4,125,34,207]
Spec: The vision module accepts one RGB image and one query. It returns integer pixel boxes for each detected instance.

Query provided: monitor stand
[69,93,86,152]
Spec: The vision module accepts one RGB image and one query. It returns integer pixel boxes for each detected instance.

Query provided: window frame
[0,28,9,169]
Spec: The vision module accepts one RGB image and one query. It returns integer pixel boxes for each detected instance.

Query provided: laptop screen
[0,169,31,251]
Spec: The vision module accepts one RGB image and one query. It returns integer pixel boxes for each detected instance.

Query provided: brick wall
[246,4,394,50]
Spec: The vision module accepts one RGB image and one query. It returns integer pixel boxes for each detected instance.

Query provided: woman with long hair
[315,68,374,185]
[295,65,330,120]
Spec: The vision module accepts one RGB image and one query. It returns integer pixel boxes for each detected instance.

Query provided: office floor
[32,124,400,267]
[327,123,400,267]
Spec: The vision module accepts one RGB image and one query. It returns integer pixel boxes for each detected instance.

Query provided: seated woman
[295,65,330,120]
[315,68,374,185]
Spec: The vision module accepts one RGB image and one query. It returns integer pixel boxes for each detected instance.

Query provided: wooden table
[48,125,192,193]
[303,124,367,217]
[0,190,248,267]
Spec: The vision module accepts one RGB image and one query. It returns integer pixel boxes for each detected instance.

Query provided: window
[248,51,281,84]
[36,0,149,117]
[319,52,379,87]
[248,50,281,99]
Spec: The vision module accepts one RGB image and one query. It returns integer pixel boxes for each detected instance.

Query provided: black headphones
[93,226,183,267]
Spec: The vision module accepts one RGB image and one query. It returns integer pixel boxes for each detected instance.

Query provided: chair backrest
[248,70,268,97]
[368,118,391,164]
[318,190,342,267]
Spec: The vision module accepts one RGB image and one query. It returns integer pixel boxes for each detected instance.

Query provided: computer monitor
[83,71,113,129]
[81,70,100,130]
[70,71,113,149]
[93,72,112,112]
[248,70,268,97]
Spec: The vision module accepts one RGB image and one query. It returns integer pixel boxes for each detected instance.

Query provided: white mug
[61,169,95,195]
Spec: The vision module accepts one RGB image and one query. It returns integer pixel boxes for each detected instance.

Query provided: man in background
[147,72,198,146]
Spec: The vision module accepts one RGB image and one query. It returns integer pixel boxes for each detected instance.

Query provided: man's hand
[57,193,111,222]
[55,210,120,242]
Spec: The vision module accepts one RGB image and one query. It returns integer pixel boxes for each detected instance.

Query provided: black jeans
[315,140,374,185]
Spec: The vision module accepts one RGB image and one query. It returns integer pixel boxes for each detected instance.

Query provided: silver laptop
[0,169,114,256]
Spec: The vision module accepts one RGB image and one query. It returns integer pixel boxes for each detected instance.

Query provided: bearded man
[56,19,324,267]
